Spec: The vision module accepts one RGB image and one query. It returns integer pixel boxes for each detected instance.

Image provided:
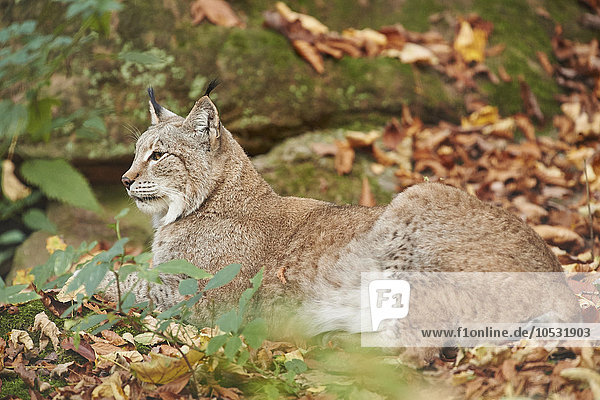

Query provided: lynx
[111,84,580,351]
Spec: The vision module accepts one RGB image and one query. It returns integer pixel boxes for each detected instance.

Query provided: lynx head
[122,81,224,227]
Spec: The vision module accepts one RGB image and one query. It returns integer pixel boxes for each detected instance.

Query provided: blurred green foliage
[0,0,122,273]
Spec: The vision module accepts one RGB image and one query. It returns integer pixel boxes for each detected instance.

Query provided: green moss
[0,376,30,400]
[0,300,64,339]
[263,158,393,205]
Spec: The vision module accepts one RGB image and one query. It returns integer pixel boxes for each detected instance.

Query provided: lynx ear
[147,88,179,124]
[183,96,221,149]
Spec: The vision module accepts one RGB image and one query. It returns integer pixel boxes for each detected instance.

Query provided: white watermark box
[360,272,600,347]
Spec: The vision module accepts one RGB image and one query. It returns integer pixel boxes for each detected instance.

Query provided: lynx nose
[121,175,134,189]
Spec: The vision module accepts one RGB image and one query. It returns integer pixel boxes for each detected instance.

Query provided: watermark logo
[368,279,410,331]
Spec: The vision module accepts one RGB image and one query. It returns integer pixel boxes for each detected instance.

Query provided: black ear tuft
[203,79,220,97]
[148,87,162,115]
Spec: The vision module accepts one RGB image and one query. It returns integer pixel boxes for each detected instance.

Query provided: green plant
[0,0,121,273]
[23,208,268,394]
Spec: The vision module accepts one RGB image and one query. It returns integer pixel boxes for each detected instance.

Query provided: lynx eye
[149,151,165,161]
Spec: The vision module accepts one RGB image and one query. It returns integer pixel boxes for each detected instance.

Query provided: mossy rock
[14,0,594,162]
[253,130,396,205]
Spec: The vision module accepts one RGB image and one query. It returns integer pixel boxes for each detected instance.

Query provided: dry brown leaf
[275,2,328,35]
[291,40,324,73]
[157,373,191,395]
[10,329,34,351]
[497,65,512,82]
[536,51,554,76]
[334,140,354,175]
[534,162,572,187]
[1,159,31,201]
[519,76,544,123]
[370,163,386,175]
[533,225,585,248]
[131,350,204,385]
[345,130,380,148]
[91,371,128,400]
[382,43,439,65]
[321,38,363,58]
[512,196,548,223]
[32,312,60,352]
[91,342,122,356]
[314,41,343,59]
[359,177,376,207]
[61,337,96,362]
[342,28,386,46]
[190,0,244,28]
[514,114,536,141]
[101,330,126,346]
[560,368,600,399]
[382,117,403,150]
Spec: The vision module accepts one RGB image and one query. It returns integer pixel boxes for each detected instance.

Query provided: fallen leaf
[514,114,537,141]
[10,329,34,351]
[345,130,380,148]
[90,342,122,356]
[14,361,38,389]
[275,2,329,36]
[519,76,544,123]
[101,330,126,346]
[561,368,600,399]
[370,163,386,175]
[45,236,66,254]
[212,384,242,400]
[134,332,165,346]
[536,51,554,76]
[334,140,355,175]
[130,349,205,385]
[12,268,35,285]
[382,43,439,65]
[91,371,128,400]
[382,117,403,150]
[61,337,96,362]
[157,373,191,395]
[533,225,585,249]
[50,361,74,379]
[1,159,31,201]
[97,350,144,369]
[56,271,86,302]
[32,312,60,352]
[461,106,499,130]
[291,40,324,73]
[190,0,244,28]
[359,177,376,207]
[38,289,72,318]
[512,195,548,223]
[497,65,512,82]
[454,20,487,63]
[0,338,4,371]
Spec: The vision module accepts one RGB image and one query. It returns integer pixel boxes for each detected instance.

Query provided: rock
[253,130,396,205]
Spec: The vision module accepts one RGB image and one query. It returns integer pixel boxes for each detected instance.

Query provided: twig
[584,159,595,260]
